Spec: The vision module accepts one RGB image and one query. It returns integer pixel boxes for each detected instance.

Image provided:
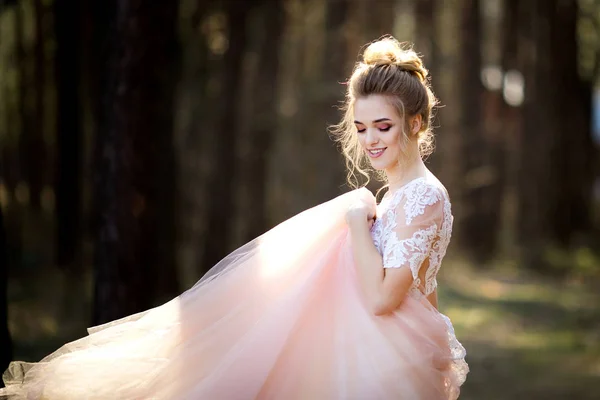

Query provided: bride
[1,36,468,399]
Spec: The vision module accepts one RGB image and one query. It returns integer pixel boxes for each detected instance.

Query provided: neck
[385,152,427,192]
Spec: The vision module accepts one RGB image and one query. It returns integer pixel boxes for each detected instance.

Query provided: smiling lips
[367,147,387,158]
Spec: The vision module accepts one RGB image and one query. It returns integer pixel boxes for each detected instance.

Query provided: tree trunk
[362,0,395,42]
[0,206,12,384]
[0,0,18,11]
[174,0,215,286]
[266,0,309,222]
[516,0,555,263]
[54,0,82,270]
[459,0,499,261]
[16,0,45,210]
[92,0,180,324]
[237,0,285,244]
[200,1,250,274]
[549,0,594,245]
[309,0,349,198]
[15,1,26,190]
[415,0,441,172]
[426,1,463,230]
[497,0,521,255]
[415,0,437,66]
[30,0,45,210]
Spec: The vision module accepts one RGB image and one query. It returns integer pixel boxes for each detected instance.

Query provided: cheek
[385,128,403,148]
[357,133,367,148]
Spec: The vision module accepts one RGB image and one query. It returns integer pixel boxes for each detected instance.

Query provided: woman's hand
[345,200,376,230]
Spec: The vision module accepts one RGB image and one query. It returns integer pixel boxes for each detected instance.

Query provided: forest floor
[439,261,600,400]
[7,260,600,399]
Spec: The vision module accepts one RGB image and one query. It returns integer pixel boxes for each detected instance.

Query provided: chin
[368,158,392,171]
[369,163,386,171]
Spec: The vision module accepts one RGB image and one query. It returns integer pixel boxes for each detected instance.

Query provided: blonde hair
[330,36,439,188]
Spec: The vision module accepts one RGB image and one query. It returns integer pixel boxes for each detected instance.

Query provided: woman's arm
[347,185,445,315]
[348,218,414,316]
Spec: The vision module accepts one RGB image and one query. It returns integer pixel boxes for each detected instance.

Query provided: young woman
[1,37,468,399]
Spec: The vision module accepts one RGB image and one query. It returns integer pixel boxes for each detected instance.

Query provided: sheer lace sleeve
[379,183,446,293]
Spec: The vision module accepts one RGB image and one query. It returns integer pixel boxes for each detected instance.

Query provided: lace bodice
[370,177,453,296]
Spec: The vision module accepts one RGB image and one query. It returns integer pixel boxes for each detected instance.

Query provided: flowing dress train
[1,183,468,399]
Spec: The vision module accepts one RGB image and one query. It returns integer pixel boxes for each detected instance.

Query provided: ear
[411,115,423,135]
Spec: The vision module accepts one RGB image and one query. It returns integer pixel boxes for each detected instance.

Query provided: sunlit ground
[7,256,600,399]
[438,260,600,400]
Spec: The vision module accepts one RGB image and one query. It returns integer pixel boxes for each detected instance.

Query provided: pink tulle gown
[1,178,468,399]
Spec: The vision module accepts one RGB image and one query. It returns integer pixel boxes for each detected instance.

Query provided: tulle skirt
[1,188,468,399]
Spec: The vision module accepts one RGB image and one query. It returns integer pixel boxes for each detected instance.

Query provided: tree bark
[497,0,521,255]
[458,0,499,261]
[92,0,180,324]
[54,0,83,270]
[516,0,555,263]
[307,0,350,199]
[237,0,285,244]
[0,0,18,11]
[15,1,27,191]
[315,0,350,196]
[30,0,45,210]
[362,0,395,42]
[415,0,437,66]
[0,206,12,384]
[415,0,441,173]
[200,1,250,274]
[15,0,45,210]
[549,0,594,245]
[175,0,215,286]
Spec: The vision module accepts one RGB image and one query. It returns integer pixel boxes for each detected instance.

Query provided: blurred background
[0,0,599,398]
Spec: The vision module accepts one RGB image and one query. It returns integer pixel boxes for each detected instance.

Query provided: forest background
[0,0,599,398]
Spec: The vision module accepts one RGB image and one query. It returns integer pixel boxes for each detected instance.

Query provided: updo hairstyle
[331,36,439,188]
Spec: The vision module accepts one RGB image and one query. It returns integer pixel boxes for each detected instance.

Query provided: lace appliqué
[425,199,453,294]
[371,179,453,296]
[382,224,438,288]
[403,180,443,225]
[440,313,469,398]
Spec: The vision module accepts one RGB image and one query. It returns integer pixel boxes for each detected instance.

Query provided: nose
[365,128,379,146]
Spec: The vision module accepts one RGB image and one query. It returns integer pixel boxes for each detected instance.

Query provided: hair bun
[362,37,428,82]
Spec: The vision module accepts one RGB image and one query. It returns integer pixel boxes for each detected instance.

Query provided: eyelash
[356,126,391,133]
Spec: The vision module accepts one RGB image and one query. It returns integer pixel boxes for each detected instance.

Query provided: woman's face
[353,95,406,171]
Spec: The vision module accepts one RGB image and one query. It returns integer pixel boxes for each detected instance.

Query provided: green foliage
[544,245,600,279]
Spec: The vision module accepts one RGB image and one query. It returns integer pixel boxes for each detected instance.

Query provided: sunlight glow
[258,220,312,280]
[503,69,525,107]
[481,65,503,91]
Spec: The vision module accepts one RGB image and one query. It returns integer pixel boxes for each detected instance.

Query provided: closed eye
[379,125,392,132]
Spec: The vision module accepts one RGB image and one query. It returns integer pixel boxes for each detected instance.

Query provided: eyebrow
[354,118,392,124]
